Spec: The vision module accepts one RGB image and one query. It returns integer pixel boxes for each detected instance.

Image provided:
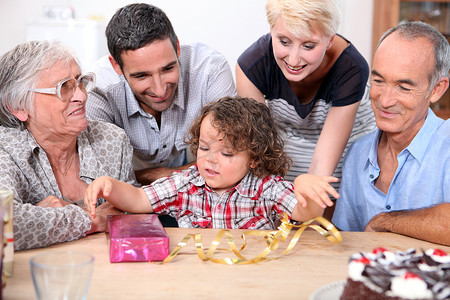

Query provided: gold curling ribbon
[158,213,342,265]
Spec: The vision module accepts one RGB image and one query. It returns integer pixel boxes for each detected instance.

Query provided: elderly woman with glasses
[0,40,137,251]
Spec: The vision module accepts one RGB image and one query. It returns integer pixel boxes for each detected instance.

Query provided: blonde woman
[236,0,376,218]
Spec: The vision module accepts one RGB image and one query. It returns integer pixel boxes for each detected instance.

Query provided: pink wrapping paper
[107,214,169,263]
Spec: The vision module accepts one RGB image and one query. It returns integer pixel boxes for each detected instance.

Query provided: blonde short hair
[266,0,340,38]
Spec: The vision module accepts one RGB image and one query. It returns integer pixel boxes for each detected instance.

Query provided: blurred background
[0,0,373,72]
[0,0,448,117]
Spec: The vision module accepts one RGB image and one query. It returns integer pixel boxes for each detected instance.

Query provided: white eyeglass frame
[29,72,96,101]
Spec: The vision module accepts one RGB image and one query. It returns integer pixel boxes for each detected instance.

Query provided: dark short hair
[185,96,292,178]
[106,3,178,68]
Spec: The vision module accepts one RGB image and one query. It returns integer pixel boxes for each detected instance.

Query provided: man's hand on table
[135,162,195,185]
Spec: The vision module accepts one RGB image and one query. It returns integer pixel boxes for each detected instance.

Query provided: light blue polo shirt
[332,109,450,231]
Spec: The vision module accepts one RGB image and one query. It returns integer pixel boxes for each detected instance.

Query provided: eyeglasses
[29,72,96,102]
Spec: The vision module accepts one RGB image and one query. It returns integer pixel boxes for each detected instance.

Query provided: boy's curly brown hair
[185,96,291,178]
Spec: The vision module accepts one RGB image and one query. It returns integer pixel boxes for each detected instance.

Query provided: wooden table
[3,228,449,300]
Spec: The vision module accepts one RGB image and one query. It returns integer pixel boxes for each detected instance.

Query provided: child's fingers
[295,193,308,208]
[103,179,113,197]
[84,187,99,219]
[322,176,339,183]
[297,188,327,209]
[311,185,334,207]
[318,182,340,200]
[86,177,114,218]
[317,177,340,200]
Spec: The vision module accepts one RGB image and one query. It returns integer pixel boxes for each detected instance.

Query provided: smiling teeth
[287,64,303,71]
[70,108,84,115]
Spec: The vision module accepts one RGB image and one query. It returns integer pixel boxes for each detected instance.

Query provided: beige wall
[0,0,374,74]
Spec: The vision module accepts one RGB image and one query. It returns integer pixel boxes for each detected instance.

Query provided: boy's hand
[294,174,339,209]
[84,176,115,219]
[85,202,124,234]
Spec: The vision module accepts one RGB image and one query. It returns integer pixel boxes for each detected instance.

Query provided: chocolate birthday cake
[340,248,450,300]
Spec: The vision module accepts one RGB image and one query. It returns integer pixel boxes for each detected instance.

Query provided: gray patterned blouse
[0,120,136,251]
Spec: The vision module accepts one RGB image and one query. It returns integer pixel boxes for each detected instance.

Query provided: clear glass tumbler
[30,251,94,300]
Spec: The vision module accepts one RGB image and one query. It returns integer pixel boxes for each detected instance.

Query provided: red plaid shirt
[143,166,297,229]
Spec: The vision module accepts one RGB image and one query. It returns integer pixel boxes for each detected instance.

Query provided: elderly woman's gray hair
[0,40,79,128]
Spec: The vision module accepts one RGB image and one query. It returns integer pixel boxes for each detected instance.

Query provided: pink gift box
[107,214,169,263]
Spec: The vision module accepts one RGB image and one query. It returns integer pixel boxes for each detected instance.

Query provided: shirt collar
[367,129,381,170]
[189,167,259,197]
[405,108,442,163]
[26,128,41,151]
[367,108,442,168]
[232,172,262,198]
[125,62,185,118]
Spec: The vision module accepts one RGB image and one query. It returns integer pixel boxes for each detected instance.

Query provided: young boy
[84,97,328,229]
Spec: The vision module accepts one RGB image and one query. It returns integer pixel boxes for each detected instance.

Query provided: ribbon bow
[158,213,342,265]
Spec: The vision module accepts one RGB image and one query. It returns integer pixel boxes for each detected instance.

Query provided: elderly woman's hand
[36,196,72,208]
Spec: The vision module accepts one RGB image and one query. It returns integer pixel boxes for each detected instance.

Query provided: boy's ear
[108,55,123,75]
[249,160,257,169]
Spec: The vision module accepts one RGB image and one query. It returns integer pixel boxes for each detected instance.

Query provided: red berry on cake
[354,256,370,265]
[432,249,447,257]
[372,247,387,254]
[403,271,420,279]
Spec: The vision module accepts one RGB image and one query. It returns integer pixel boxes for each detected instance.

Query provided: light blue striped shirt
[332,109,450,231]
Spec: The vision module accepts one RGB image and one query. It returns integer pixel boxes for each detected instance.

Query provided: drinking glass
[30,251,94,300]
[0,190,13,278]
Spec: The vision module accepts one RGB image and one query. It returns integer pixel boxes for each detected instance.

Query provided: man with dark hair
[87,3,236,186]
[331,21,450,246]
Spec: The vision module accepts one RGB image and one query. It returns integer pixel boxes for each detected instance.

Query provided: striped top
[238,34,376,184]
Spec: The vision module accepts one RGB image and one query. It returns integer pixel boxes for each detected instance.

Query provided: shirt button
[386,205,391,210]
[250,223,256,228]
[369,174,374,179]
[218,204,222,209]
[159,160,164,163]
[162,145,167,149]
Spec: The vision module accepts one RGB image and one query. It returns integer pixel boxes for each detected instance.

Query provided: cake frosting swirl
[340,248,450,300]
